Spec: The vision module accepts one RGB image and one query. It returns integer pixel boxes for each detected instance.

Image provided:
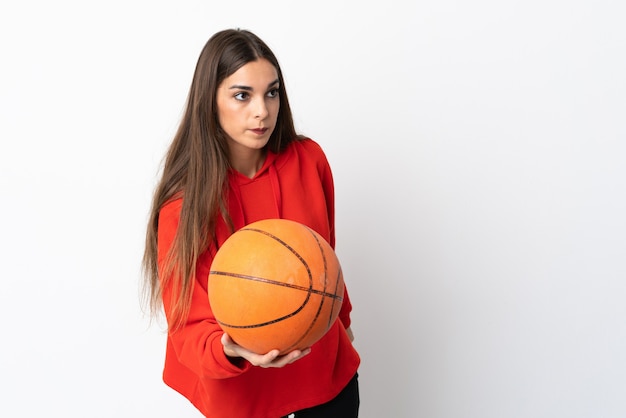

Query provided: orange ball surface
[208,218,344,355]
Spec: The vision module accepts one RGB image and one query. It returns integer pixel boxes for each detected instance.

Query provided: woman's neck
[230,148,266,178]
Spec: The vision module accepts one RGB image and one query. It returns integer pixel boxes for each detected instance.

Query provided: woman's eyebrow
[229,79,280,91]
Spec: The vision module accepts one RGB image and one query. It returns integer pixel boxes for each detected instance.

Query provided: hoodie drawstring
[269,164,282,219]
[228,159,282,228]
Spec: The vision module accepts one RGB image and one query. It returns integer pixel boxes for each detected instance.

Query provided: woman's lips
[251,128,268,135]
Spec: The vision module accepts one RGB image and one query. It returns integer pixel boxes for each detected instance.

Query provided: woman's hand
[221,333,311,368]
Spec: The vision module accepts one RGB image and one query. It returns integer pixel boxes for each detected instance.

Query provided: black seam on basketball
[304,226,344,330]
[209,271,343,300]
[327,266,343,329]
[282,226,337,352]
[214,225,343,349]
[214,226,316,329]
[211,270,309,328]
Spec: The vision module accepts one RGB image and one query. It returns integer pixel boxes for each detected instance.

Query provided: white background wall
[1,1,624,417]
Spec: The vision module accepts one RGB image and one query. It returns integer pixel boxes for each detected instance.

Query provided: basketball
[208,218,344,355]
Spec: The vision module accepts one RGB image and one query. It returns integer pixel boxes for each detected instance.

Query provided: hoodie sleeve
[312,140,353,330]
[157,198,253,380]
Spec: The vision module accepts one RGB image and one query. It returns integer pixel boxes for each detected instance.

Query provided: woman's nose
[254,98,269,119]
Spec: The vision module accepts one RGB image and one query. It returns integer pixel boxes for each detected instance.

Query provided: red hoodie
[157,138,360,418]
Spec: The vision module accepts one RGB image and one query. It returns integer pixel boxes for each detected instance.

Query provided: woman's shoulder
[159,194,184,219]
[292,137,323,152]
[288,137,329,162]
[276,137,332,179]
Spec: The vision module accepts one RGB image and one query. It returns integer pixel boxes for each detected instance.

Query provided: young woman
[143,29,360,417]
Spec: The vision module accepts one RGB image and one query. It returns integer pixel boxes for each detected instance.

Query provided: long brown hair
[142,29,301,329]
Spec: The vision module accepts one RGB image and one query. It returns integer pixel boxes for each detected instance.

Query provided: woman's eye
[234,92,249,101]
[267,88,279,98]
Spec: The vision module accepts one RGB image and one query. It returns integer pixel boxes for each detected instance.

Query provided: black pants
[283,373,360,417]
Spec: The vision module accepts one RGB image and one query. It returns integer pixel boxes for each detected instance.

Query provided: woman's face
[216,58,280,157]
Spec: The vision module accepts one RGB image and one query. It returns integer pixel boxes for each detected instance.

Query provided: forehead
[221,58,278,87]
